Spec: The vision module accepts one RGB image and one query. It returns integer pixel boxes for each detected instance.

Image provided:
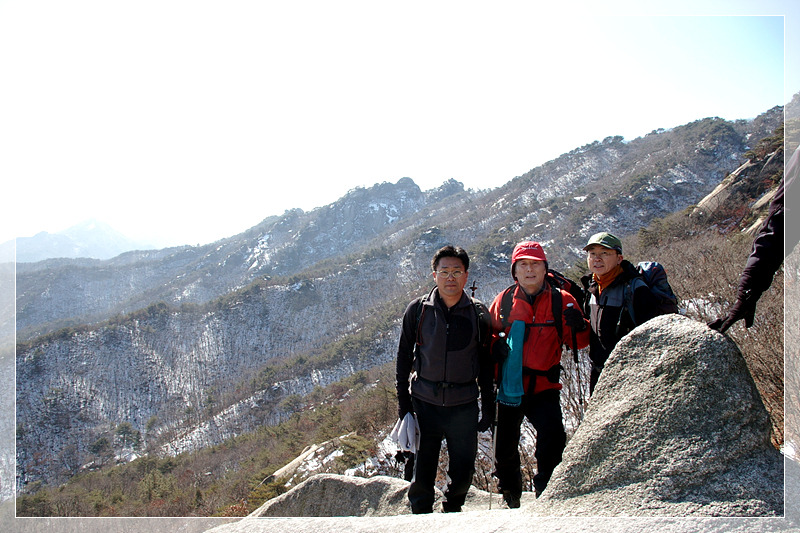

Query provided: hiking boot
[441,501,462,513]
[502,490,521,509]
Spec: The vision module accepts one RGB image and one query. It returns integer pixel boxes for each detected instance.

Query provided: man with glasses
[395,245,494,513]
[580,232,659,394]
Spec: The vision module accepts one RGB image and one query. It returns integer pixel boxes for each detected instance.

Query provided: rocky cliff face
[13,107,784,491]
[16,256,409,485]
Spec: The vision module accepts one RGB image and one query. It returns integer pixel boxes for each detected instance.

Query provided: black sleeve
[475,303,495,400]
[395,299,420,402]
[738,176,785,298]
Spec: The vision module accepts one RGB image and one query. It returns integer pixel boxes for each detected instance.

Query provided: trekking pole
[470,280,478,298]
[489,331,504,510]
[567,303,584,415]
[489,388,498,510]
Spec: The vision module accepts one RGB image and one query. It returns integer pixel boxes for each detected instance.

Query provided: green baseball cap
[583,232,623,253]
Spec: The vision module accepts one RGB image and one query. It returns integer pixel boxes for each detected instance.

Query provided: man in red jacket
[488,241,590,506]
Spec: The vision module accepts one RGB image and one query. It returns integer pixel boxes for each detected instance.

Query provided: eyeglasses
[435,270,464,279]
[587,250,618,259]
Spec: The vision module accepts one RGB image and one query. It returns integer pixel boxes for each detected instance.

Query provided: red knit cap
[512,241,547,263]
[511,241,547,279]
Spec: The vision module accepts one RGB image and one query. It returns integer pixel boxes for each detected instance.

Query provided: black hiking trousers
[494,388,566,498]
[408,398,478,513]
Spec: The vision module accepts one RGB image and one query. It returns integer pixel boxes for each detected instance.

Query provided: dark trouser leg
[589,364,601,395]
[493,402,524,500]
[589,351,607,395]
[526,389,566,496]
[408,399,442,514]
[441,401,478,511]
[403,452,415,482]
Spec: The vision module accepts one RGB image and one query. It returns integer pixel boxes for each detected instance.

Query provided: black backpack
[606,261,679,337]
[622,261,679,324]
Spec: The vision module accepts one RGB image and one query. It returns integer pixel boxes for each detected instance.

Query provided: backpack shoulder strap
[501,282,565,343]
[549,281,564,343]
[470,298,492,347]
[413,298,425,347]
[414,287,436,347]
[498,284,517,329]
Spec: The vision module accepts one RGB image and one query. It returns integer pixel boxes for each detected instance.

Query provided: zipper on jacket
[443,314,449,405]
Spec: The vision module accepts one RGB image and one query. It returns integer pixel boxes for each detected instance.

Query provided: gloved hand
[491,337,510,363]
[564,306,587,332]
[708,291,759,333]
[398,393,414,420]
[477,396,495,432]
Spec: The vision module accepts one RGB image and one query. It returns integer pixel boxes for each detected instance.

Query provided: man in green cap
[580,232,659,394]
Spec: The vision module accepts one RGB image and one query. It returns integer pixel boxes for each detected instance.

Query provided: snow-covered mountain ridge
[14,106,784,492]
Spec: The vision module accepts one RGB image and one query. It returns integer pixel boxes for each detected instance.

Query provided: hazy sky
[1,0,796,248]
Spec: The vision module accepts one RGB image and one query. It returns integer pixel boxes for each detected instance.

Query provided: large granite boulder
[536,314,783,516]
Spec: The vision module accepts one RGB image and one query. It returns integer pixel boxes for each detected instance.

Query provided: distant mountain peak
[5,219,156,263]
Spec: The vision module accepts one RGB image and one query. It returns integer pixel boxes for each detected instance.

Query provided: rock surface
[536,314,784,516]
[253,474,413,517]
[250,473,534,517]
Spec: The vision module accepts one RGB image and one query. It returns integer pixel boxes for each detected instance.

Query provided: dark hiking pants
[408,398,478,513]
[494,388,566,497]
